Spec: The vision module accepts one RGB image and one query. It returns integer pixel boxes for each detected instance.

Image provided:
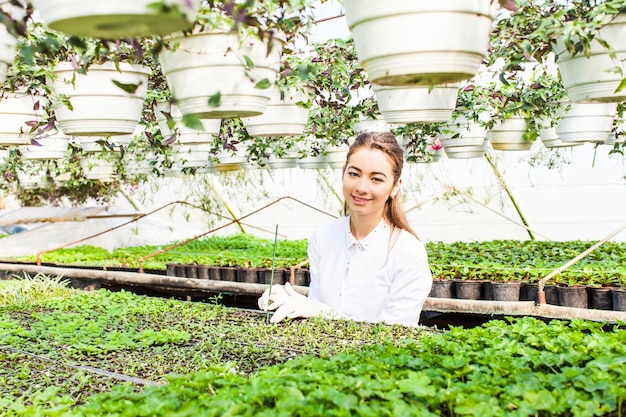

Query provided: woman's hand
[258,283,287,311]
[258,283,339,323]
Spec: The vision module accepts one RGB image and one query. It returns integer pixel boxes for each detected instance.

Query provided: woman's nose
[354,177,368,193]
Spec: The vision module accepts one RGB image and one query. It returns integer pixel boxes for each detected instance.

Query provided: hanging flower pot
[0,0,25,84]
[323,142,350,169]
[266,148,299,169]
[342,0,495,86]
[556,102,617,143]
[372,83,459,123]
[155,101,221,144]
[52,62,151,137]
[77,135,133,153]
[537,118,582,149]
[353,118,390,135]
[486,116,533,151]
[214,141,249,172]
[159,29,283,119]
[241,88,310,137]
[440,115,489,159]
[17,171,47,189]
[0,91,47,146]
[0,24,16,85]
[171,143,213,170]
[80,154,116,181]
[30,0,201,39]
[553,14,626,103]
[20,132,70,160]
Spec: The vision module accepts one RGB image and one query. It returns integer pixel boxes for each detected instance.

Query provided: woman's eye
[372,177,384,183]
[348,172,358,177]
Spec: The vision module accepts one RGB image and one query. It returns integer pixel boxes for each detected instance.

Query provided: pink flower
[430,137,443,151]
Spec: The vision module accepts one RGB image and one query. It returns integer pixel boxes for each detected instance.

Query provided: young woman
[259,131,433,326]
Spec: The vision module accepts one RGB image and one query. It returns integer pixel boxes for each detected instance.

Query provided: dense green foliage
[1,277,625,415]
[0,282,433,415]
[68,318,626,417]
[7,235,626,287]
[427,240,626,287]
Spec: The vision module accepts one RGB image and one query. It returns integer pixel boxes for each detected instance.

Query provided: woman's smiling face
[342,146,400,219]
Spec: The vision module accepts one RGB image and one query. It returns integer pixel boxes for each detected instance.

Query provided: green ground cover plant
[1,275,624,416]
[0,276,436,415]
[5,235,625,287]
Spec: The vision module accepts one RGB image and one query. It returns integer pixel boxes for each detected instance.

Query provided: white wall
[118,142,625,245]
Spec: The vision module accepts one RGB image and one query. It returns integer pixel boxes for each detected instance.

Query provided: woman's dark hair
[343,131,417,238]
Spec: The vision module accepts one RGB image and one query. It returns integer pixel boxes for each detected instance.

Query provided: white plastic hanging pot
[353,118,391,135]
[241,88,310,137]
[155,101,221,144]
[440,115,489,159]
[0,25,16,85]
[52,62,150,137]
[17,170,47,189]
[77,135,131,152]
[0,0,24,84]
[373,83,459,123]
[537,118,582,148]
[343,0,495,86]
[214,141,248,171]
[266,148,299,169]
[486,116,533,151]
[30,0,201,39]
[0,91,47,145]
[323,142,350,169]
[21,132,70,160]
[172,143,213,169]
[159,30,283,119]
[556,102,617,143]
[554,14,626,103]
[80,155,116,181]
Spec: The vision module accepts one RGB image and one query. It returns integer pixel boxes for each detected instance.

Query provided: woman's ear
[390,179,402,199]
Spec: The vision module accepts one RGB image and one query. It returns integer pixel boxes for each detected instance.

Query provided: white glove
[260,282,341,324]
[258,284,287,311]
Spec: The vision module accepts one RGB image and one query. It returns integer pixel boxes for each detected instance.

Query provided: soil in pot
[543,284,560,305]
[259,268,285,285]
[185,264,198,279]
[220,267,238,282]
[175,264,186,278]
[491,281,521,302]
[520,282,539,302]
[208,266,222,281]
[429,279,455,298]
[612,288,626,311]
[482,281,494,300]
[557,285,588,309]
[166,263,177,277]
[237,268,259,284]
[454,280,483,300]
[196,265,210,280]
[291,269,309,286]
[587,287,613,310]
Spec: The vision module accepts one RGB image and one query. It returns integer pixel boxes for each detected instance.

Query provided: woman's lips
[352,195,370,205]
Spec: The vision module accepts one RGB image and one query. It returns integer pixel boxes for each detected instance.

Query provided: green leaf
[208,92,221,108]
[396,373,435,397]
[243,55,255,69]
[181,114,204,130]
[111,80,143,94]
[254,78,272,89]
[614,77,626,93]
